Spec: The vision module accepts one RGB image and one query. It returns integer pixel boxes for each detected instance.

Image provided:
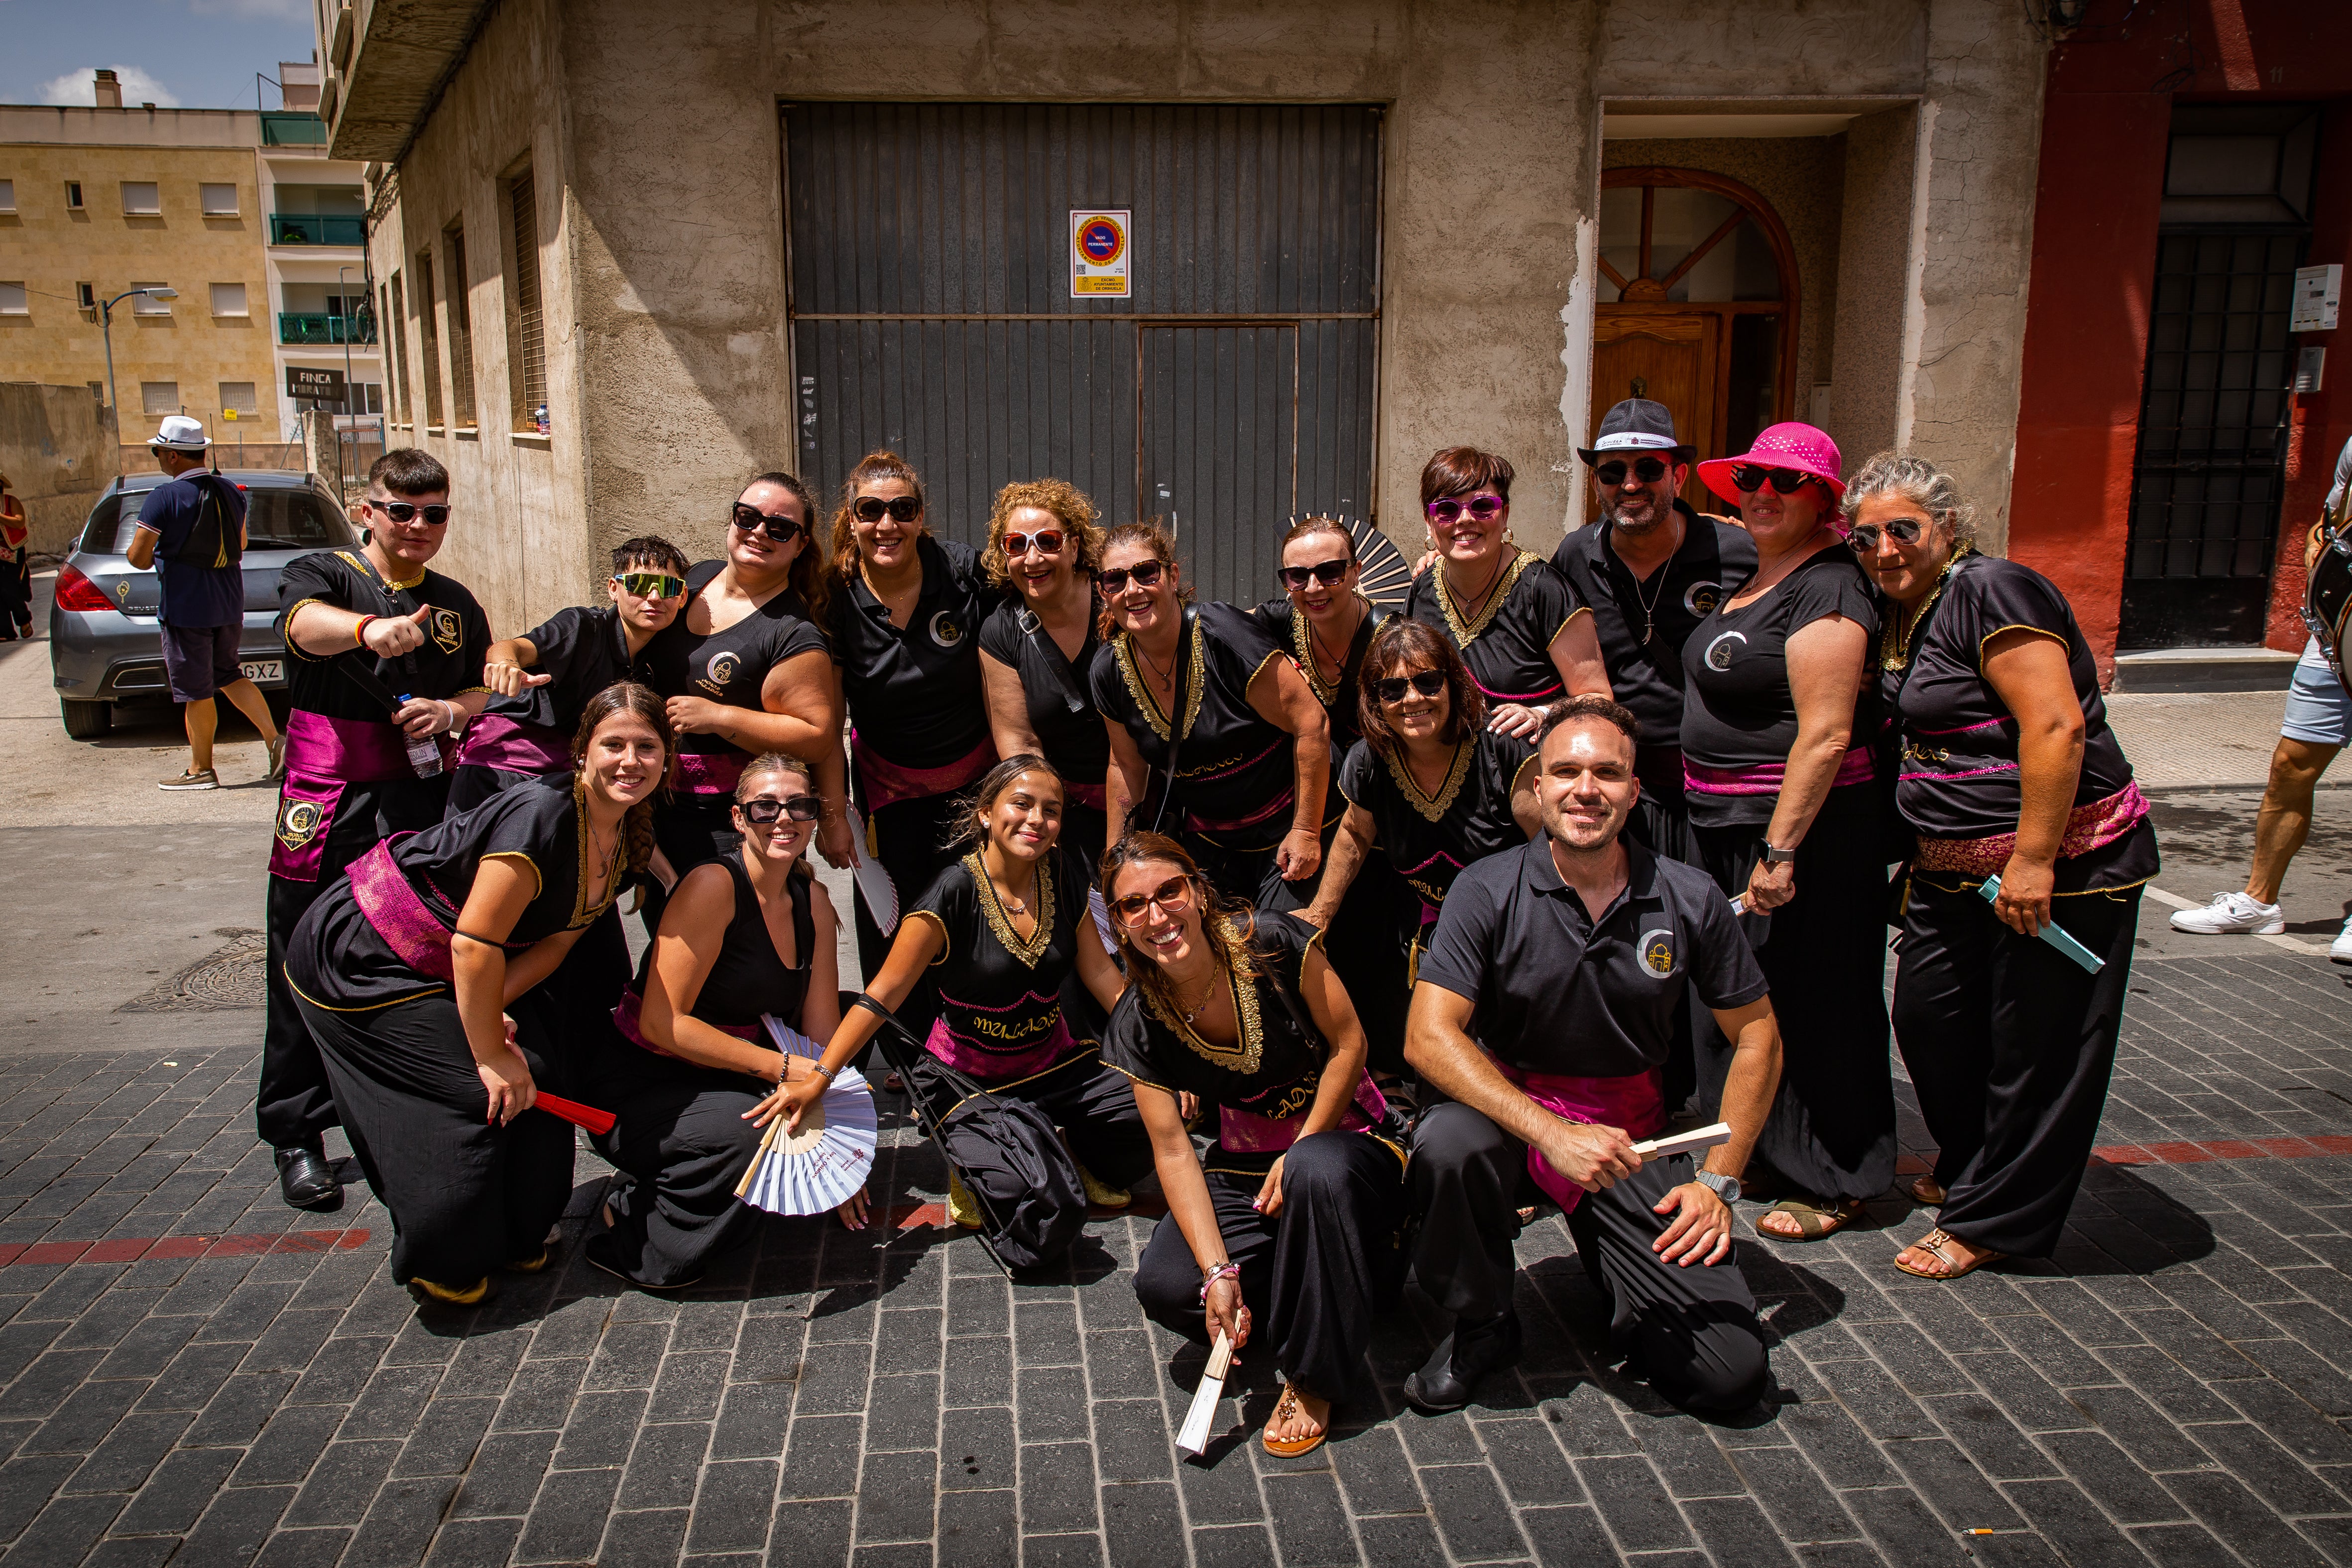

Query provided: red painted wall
[2007,0,2352,679]
[2267,102,2350,650]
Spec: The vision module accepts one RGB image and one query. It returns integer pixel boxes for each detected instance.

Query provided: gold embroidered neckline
[337,549,426,595]
[967,849,1055,968]
[1435,551,1537,646]
[1881,548,1973,673]
[1290,597,1368,707]
[1385,737,1476,823]
[1141,917,1263,1075]
[1114,618,1206,742]
[570,775,624,929]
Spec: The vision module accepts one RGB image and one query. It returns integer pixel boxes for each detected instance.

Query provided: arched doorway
[1593,168,1800,510]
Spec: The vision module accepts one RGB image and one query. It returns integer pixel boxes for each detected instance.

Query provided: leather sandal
[1262,1382,1328,1458]
[1755,1197,1863,1241]
[408,1275,487,1307]
[1894,1227,2004,1281]
[1907,1175,1947,1206]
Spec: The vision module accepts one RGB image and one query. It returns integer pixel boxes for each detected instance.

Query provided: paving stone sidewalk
[2,940,2351,1568]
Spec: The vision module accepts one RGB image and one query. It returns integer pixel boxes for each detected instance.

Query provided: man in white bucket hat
[125,416,284,790]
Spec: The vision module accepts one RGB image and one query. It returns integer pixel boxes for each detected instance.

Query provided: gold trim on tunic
[965,849,1055,969]
[1435,551,1539,647]
[1113,619,1206,742]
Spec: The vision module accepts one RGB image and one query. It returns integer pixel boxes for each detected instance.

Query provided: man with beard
[1551,400,1756,863]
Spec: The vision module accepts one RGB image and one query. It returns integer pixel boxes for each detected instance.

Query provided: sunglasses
[1374,669,1449,705]
[1110,874,1193,926]
[1003,528,1065,557]
[853,495,922,524]
[1424,495,1507,525]
[737,794,822,825]
[371,499,451,525]
[1729,465,1820,496]
[1845,517,1928,551]
[1278,558,1350,591]
[731,502,806,543]
[1593,457,1671,487]
[1098,560,1166,594]
[613,571,685,600]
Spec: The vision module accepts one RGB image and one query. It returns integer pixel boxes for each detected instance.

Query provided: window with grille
[445,225,477,426]
[220,382,258,414]
[415,250,445,427]
[507,167,547,431]
[141,382,179,415]
[388,274,411,424]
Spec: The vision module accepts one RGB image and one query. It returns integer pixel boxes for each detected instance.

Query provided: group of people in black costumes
[260,397,2153,1454]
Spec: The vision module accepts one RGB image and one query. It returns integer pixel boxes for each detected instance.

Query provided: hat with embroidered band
[1576,398,1694,467]
[148,415,211,452]
[1698,422,1845,506]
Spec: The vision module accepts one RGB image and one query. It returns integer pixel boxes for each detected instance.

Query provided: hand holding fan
[734,1016,878,1216]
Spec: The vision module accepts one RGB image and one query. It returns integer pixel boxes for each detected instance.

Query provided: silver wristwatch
[1695,1170,1742,1203]
[1759,844,1798,866]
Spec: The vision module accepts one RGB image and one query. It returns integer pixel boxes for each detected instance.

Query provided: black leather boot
[275,1145,341,1209]
[1403,1310,1523,1414]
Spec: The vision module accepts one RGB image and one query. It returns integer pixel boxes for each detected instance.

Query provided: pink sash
[455,713,570,775]
[1496,1064,1664,1217]
[611,986,764,1059]
[924,1001,1079,1082]
[270,711,437,881]
[851,731,995,813]
[1065,780,1107,812]
[1218,1074,1389,1155]
[671,750,747,797]
[1684,747,1877,797]
[345,838,456,982]
[1911,781,2151,877]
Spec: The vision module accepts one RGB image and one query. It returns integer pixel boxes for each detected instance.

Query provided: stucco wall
[0,384,114,555]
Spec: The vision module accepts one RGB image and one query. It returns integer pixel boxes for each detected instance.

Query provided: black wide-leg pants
[291,983,574,1289]
[1133,1131,1406,1404]
[588,1062,771,1289]
[260,772,450,1150]
[1408,1103,1767,1414]
[904,1047,1157,1192]
[1892,875,2144,1259]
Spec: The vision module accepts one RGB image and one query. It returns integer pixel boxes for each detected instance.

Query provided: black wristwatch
[1696,1170,1742,1203]
[1759,844,1798,867]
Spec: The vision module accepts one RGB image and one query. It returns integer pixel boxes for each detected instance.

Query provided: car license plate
[241,659,284,683]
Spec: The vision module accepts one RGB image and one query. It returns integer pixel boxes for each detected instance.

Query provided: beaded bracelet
[1197,1261,1240,1303]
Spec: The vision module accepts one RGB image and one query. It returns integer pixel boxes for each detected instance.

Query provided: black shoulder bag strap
[1016,603,1089,718]
[1147,607,1196,837]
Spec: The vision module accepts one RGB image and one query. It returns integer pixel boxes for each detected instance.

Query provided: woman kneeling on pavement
[1848,453,2156,1281]
[589,750,850,1289]
[285,682,669,1305]
[772,756,1148,1230]
[1101,833,1408,1458]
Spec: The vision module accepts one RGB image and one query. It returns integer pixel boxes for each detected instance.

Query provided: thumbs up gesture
[362,604,432,657]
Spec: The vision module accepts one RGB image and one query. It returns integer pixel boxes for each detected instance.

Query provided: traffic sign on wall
[1070,210,1130,298]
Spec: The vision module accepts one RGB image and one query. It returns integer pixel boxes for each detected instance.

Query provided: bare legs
[2245,736,2341,905]
[184,677,280,774]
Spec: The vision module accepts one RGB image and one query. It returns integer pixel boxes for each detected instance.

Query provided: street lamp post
[100,286,179,477]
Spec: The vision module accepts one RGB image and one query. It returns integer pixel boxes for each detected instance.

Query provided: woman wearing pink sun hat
[1679,422,1895,1245]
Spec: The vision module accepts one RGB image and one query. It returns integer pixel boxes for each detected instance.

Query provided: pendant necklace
[1627,563,1670,645]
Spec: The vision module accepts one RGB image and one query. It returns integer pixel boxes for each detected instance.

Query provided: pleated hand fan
[1346,516,1415,611]
[848,810,901,936]
[733,1016,877,1216]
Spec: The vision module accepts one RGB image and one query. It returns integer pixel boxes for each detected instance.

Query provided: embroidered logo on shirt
[1683,579,1723,616]
[929,610,965,650]
[1702,630,1747,671]
[1639,929,1677,977]
[276,798,323,849]
[428,606,463,653]
[700,651,739,695]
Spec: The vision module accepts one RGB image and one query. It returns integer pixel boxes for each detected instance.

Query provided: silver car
[49,469,359,738]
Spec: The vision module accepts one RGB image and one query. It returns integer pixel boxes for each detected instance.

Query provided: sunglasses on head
[1375,669,1448,706]
[853,495,923,524]
[1593,456,1671,487]
[1098,559,1166,594]
[1424,494,1507,525]
[1278,558,1350,591]
[730,502,805,542]
[1845,517,1928,551]
[737,794,822,825]
[1003,528,1064,557]
[1729,465,1819,496]
[371,499,451,525]
[1110,873,1193,926]
[612,571,685,600]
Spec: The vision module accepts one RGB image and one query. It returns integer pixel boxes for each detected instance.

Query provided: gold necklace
[1881,548,1972,672]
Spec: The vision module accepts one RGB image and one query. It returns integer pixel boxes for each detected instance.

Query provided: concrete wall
[0,384,114,554]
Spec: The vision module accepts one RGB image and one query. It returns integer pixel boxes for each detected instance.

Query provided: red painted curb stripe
[2095,1136,2352,1167]
[0,1228,370,1268]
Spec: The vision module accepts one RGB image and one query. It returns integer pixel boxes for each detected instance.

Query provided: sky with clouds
[2,0,320,112]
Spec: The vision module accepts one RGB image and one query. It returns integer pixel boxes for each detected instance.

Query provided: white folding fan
[733,1016,878,1216]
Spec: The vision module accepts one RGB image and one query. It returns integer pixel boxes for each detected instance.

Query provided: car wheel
[60,698,112,739]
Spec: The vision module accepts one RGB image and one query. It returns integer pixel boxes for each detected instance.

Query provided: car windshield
[82,483,353,556]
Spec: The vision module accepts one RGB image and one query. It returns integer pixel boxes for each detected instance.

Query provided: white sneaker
[2332,915,2352,966]
[2169,890,2285,935]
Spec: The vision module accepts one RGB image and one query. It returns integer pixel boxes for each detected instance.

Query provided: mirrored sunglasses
[1845,517,1928,551]
[373,499,451,525]
[613,571,685,600]
[1424,495,1507,525]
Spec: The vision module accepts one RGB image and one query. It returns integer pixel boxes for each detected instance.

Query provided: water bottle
[399,693,445,778]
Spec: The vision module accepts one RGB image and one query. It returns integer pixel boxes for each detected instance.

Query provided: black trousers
[904,1046,1156,1191]
[259,772,451,1150]
[1893,875,2144,1258]
[1408,1102,1767,1414]
[289,969,575,1289]
[853,791,963,1036]
[1134,1131,1406,1404]
[1693,782,1895,1205]
[588,1058,772,1289]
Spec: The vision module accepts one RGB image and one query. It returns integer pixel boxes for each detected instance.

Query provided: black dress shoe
[1404,1310,1523,1414]
[275,1145,341,1208]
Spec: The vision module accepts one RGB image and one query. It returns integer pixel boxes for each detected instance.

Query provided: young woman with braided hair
[585,751,848,1290]
[285,682,672,1307]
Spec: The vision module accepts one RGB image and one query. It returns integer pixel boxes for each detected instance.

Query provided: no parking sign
[1070,210,1131,298]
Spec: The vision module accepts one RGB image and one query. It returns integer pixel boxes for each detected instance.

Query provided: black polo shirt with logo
[1550,501,1757,750]
[828,534,1000,769]
[1414,836,1766,1077]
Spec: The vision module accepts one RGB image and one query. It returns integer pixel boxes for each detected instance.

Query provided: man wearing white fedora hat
[127,415,284,790]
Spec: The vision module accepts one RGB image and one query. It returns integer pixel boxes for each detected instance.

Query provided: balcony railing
[279,313,376,345]
[270,213,365,246]
[260,112,328,146]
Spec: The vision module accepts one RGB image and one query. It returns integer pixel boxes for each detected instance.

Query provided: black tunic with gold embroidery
[1337,732,1536,921]
[1400,552,1586,709]
[277,548,492,723]
[1247,597,1388,754]
[907,847,1098,1083]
